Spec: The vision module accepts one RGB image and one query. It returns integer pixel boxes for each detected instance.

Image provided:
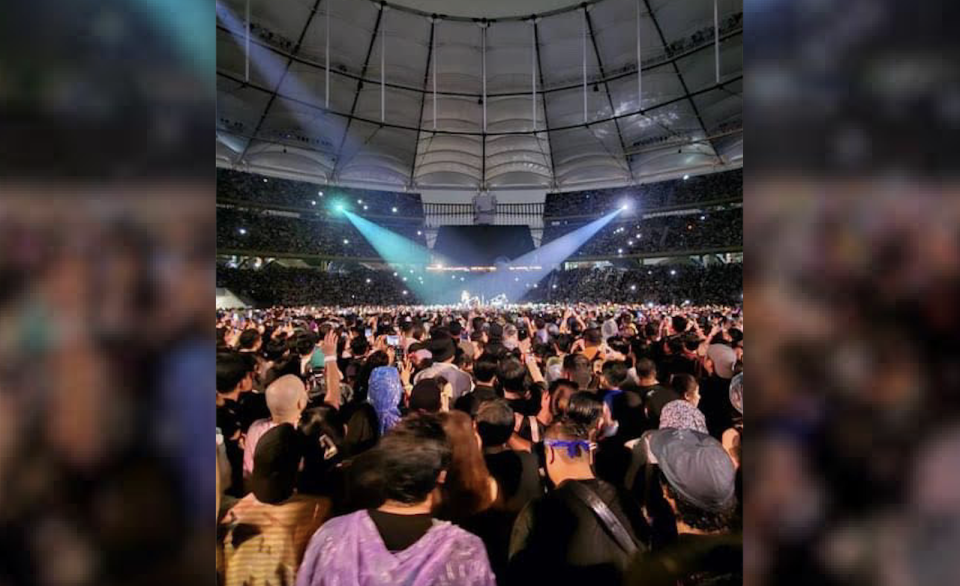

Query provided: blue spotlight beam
[466,209,623,303]
[343,211,457,304]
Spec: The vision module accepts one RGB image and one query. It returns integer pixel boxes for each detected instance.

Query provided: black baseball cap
[650,428,735,513]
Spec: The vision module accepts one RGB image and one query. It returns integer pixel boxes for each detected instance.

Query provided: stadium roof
[216,0,742,191]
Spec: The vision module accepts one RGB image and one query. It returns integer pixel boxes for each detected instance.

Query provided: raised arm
[321,330,342,409]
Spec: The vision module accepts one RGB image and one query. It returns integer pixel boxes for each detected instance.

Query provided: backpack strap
[566,482,639,556]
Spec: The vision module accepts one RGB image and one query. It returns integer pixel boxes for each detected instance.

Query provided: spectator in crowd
[636,358,678,429]
[295,414,497,586]
[509,419,650,585]
[624,428,740,586]
[415,335,474,400]
[222,424,329,586]
[243,374,308,481]
[659,374,709,434]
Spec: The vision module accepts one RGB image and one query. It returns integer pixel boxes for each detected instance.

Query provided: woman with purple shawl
[368,366,403,436]
[296,413,496,586]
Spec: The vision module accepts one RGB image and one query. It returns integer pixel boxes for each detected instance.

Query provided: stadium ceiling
[216,0,742,191]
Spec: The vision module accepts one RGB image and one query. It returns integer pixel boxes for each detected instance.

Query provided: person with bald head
[243,374,308,483]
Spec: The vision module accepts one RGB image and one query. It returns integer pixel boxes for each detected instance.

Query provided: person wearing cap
[509,419,649,586]
[222,424,329,586]
[413,334,474,401]
[624,428,740,586]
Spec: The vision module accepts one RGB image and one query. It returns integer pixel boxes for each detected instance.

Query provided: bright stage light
[621,201,631,211]
[402,290,408,295]
[310,200,316,205]
[335,203,345,212]
[364,206,369,210]
[417,230,422,235]
[343,239,349,244]
[392,207,398,213]
[670,269,676,275]
[357,199,362,204]
[238,228,246,235]
[631,285,636,291]
[366,278,371,284]
[683,174,690,180]
[318,191,323,196]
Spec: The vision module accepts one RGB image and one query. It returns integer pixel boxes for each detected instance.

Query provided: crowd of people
[216,206,739,261]
[543,169,742,218]
[218,169,426,217]
[217,264,742,307]
[532,265,743,305]
[543,207,743,257]
[216,302,743,586]
[217,207,426,257]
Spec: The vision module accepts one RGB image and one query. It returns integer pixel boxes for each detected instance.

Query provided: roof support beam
[642,0,722,163]
[533,21,557,187]
[331,6,384,180]
[584,9,635,183]
[219,69,739,137]
[409,19,436,187]
[215,23,741,99]
[237,0,326,164]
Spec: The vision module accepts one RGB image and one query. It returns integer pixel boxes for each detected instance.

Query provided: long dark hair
[298,405,345,495]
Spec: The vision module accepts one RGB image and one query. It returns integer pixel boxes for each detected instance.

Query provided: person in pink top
[242,374,308,481]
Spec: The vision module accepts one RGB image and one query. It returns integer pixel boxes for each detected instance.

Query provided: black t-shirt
[368,510,433,552]
[484,449,543,514]
[624,533,743,586]
[509,479,650,586]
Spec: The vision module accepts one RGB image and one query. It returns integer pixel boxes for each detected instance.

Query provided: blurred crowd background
[1,0,960,585]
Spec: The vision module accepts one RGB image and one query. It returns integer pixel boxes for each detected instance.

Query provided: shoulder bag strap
[566,482,639,556]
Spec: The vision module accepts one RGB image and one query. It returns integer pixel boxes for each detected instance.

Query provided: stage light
[700,215,706,220]
[628,240,633,246]
[533,284,538,288]
[403,277,408,282]
[364,206,369,210]
[618,248,623,254]
[343,239,349,244]
[366,278,371,284]
[630,285,637,291]
[403,290,408,295]
[318,191,324,196]
[310,200,316,205]
[515,277,519,282]
[357,199,362,204]
[393,272,398,276]
[620,201,631,211]
[460,277,465,282]
[263,178,268,183]
[238,228,246,235]
[417,230,422,235]
[553,285,557,289]
[648,301,655,308]
[392,207,398,213]
[335,203,345,212]
[683,174,689,180]
[670,269,676,275]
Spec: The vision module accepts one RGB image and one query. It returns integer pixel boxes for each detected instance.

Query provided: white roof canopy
[216,0,742,191]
